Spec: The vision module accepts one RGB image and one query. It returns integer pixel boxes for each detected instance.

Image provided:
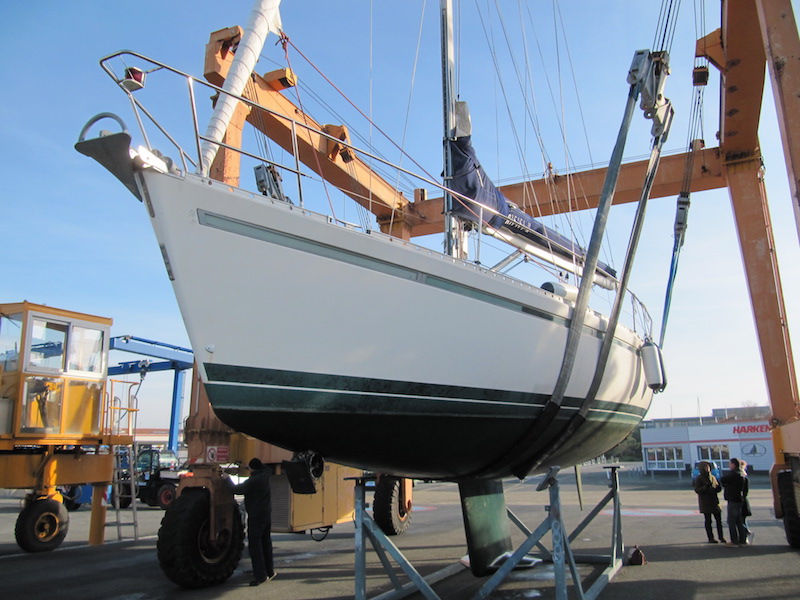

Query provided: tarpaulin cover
[447,136,616,278]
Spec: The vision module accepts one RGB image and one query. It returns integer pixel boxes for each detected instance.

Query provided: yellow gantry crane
[0,301,134,552]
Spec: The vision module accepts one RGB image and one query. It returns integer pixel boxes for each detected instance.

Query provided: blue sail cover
[447,136,616,279]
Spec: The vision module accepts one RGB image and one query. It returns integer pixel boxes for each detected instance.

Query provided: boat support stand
[353,466,624,599]
[353,477,466,600]
[474,465,624,600]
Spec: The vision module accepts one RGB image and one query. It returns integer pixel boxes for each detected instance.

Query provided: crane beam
[726,160,799,425]
[407,148,725,237]
[720,1,767,158]
[707,1,800,431]
[756,0,800,242]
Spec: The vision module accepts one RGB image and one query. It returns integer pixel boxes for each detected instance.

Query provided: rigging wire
[278,33,338,221]
[281,37,439,186]
[550,0,582,285]
[518,3,607,258]
[497,1,612,287]
[551,1,619,281]
[368,0,374,227]
[653,0,683,54]
[475,2,566,268]
[250,47,402,175]
[554,3,594,169]
[387,0,429,236]
[658,0,706,347]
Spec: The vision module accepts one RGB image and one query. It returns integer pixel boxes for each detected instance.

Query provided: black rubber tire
[15,498,70,553]
[143,483,160,506]
[778,470,800,549]
[157,490,244,588]
[373,476,411,536]
[112,481,133,509]
[157,483,177,510]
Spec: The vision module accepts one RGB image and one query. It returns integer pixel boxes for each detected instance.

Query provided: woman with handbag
[694,461,726,543]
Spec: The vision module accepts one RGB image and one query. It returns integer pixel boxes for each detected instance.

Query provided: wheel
[112,481,133,509]
[778,471,800,548]
[143,482,160,506]
[373,476,411,536]
[157,490,244,588]
[60,485,83,512]
[157,483,177,510]
[15,498,70,553]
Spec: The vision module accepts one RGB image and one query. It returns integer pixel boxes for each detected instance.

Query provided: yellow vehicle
[0,301,133,552]
[155,369,360,587]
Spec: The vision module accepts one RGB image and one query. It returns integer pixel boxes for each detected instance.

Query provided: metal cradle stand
[353,466,624,600]
[474,466,624,600]
[353,477,466,600]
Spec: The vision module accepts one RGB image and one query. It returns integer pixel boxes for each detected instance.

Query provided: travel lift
[0,302,193,554]
[0,302,135,552]
[356,1,800,595]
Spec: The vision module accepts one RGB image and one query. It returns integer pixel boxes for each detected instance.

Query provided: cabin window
[67,326,104,373]
[697,444,730,463]
[645,446,684,470]
[0,312,23,372]
[0,313,22,434]
[29,319,68,371]
[136,450,154,472]
[21,376,63,433]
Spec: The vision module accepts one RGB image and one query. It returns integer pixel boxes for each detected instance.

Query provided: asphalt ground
[1,465,798,599]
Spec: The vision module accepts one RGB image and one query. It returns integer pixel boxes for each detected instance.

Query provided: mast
[199,0,283,176]
[440,0,458,258]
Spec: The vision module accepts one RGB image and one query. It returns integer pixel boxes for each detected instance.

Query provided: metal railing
[94,50,650,338]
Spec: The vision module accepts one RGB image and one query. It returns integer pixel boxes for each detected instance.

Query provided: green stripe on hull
[204,363,647,423]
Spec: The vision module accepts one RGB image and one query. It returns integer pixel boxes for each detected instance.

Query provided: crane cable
[485,0,684,479]
[658,0,708,348]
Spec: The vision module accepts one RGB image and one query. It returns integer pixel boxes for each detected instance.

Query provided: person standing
[740,459,754,543]
[720,457,749,545]
[227,458,276,586]
[693,461,726,543]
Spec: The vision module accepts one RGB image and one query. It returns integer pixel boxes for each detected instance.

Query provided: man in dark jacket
[228,458,276,585]
[720,457,749,545]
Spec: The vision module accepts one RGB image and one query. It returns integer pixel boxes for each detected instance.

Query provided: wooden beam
[696,29,724,71]
[209,100,251,188]
[204,27,413,235]
[719,0,767,159]
[756,0,800,242]
[407,147,725,238]
[726,158,799,424]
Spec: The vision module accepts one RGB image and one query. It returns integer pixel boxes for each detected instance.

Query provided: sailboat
[77,0,665,481]
[77,0,668,574]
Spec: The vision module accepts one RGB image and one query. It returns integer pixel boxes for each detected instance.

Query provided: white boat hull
[138,168,652,479]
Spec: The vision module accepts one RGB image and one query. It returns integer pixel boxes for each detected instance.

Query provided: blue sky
[1,1,798,428]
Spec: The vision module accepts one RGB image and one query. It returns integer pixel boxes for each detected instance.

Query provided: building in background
[640,405,772,474]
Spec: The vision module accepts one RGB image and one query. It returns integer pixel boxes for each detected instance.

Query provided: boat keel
[458,479,513,577]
